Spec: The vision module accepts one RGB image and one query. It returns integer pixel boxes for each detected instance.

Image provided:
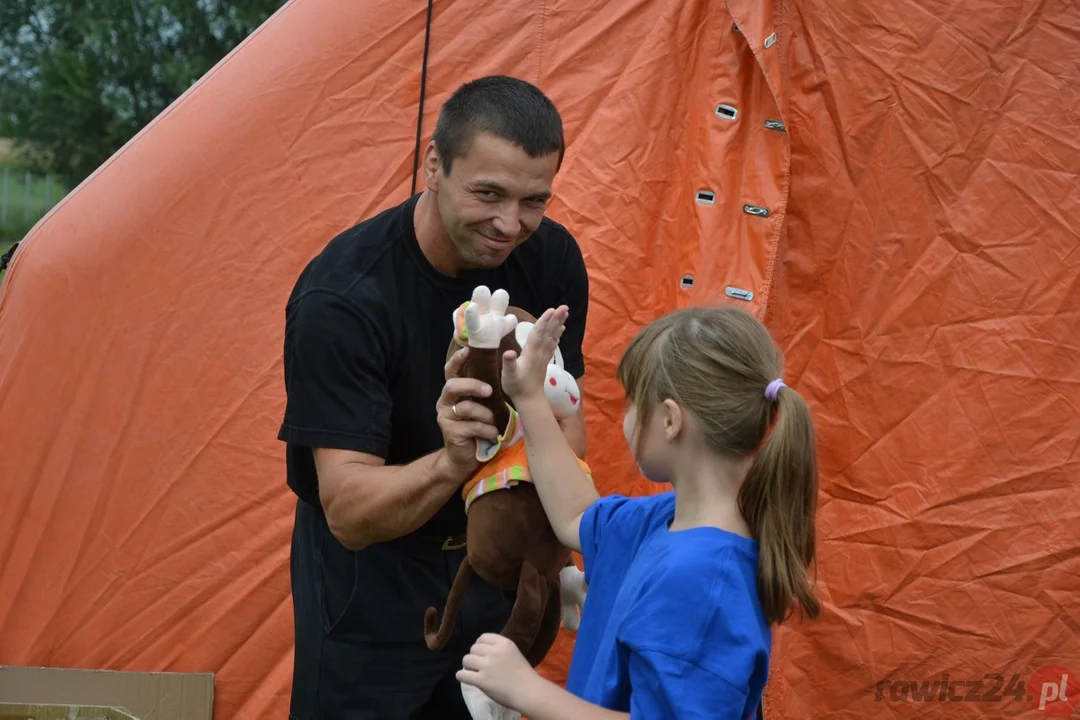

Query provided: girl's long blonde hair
[617,305,820,625]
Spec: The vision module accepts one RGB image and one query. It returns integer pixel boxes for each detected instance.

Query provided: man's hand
[457,634,540,710]
[501,305,569,402]
[314,346,503,550]
[435,346,501,483]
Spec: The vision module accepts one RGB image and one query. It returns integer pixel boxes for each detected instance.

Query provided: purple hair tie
[765,378,785,402]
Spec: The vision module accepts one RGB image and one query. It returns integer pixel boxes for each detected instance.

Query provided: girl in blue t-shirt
[457,303,821,720]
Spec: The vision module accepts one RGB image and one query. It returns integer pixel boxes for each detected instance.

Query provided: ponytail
[740,385,820,625]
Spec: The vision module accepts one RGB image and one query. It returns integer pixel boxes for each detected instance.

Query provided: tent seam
[725,0,792,323]
[536,0,549,84]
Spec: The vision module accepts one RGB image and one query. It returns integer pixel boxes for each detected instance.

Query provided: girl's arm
[519,674,630,720]
[515,393,599,552]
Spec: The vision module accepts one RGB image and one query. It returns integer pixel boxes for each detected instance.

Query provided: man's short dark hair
[432,75,565,175]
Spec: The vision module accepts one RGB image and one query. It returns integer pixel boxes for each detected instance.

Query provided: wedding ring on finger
[452,404,460,419]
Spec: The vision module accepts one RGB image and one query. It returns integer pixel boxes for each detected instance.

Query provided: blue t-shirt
[566,492,771,720]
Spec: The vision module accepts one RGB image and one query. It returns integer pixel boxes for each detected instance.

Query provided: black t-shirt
[278,193,589,537]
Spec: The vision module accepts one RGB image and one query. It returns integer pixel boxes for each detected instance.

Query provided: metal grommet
[716,103,739,120]
[743,204,770,217]
[726,287,755,302]
[764,32,777,49]
[680,274,696,290]
[764,119,786,132]
[696,190,717,205]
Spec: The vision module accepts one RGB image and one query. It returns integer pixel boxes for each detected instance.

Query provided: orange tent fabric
[1,0,1077,718]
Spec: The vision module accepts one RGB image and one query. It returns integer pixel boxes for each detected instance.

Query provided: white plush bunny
[512,319,582,421]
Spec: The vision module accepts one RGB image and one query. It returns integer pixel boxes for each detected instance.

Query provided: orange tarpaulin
[1,0,1077,718]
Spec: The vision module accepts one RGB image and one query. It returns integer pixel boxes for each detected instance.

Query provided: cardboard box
[0,703,139,720]
[0,667,213,720]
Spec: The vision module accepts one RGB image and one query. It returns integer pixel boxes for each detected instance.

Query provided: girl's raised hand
[501,305,569,401]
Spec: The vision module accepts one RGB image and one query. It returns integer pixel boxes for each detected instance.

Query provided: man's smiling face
[431,131,559,271]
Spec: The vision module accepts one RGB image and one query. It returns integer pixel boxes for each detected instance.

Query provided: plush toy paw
[476,406,521,462]
[559,563,588,631]
[476,438,498,463]
[464,286,518,350]
[461,682,521,720]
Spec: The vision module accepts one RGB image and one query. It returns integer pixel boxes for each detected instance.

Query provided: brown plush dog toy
[423,286,589,720]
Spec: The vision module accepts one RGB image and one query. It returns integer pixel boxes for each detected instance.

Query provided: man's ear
[422,141,441,191]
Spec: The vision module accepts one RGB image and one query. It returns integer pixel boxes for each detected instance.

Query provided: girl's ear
[662,398,683,441]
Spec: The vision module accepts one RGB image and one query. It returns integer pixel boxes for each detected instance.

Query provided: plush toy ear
[551,346,565,370]
[515,320,565,369]
[514,321,534,351]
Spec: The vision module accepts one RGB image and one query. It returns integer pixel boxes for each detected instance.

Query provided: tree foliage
[0,0,286,188]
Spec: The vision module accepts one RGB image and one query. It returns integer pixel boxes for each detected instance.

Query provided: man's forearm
[325,450,464,550]
[516,394,599,544]
[519,676,630,720]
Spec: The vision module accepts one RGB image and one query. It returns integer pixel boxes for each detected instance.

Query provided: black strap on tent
[410,0,434,196]
[0,241,17,271]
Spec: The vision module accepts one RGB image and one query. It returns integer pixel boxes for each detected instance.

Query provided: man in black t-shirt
[278,76,590,720]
